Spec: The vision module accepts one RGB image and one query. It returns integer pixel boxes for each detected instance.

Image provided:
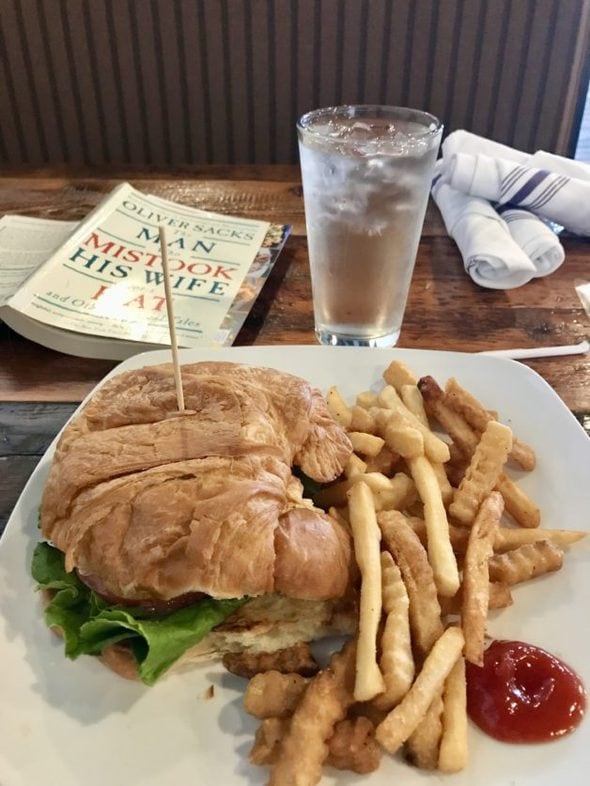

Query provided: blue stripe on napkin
[505,169,551,205]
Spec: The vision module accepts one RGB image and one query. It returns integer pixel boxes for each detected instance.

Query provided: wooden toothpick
[159,225,186,413]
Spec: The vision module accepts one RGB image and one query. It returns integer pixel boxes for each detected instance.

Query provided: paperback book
[0,183,291,359]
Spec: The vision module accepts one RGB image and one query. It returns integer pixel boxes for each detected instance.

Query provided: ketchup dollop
[466,640,586,743]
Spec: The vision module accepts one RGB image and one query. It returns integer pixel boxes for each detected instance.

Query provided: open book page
[0,216,77,306]
[8,184,271,347]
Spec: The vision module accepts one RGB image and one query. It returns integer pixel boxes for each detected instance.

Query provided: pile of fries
[242,361,585,784]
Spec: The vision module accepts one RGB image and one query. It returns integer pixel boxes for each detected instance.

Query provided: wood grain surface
[0,167,588,534]
[0,403,76,532]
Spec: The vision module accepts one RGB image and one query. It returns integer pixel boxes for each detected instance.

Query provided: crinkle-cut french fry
[495,473,541,528]
[405,500,425,519]
[402,515,427,544]
[383,360,419,391]
[494,526,586,552]
[347,482,385,702]
[356,473,407,511]
[268,642,356,786]
[356,390,378,409]
[488,540,564,585]
[349,431,385,458]
[406,379,453,501]
[408,455,460,597]
[315,472,415,512]
[439,581,513,616]
[462,492,503,665]
[400,383,429,427]
[328,717,382,774]
[405,693,444,770]
[488,581,513,608]
[377,511,444,658]
[364,445,399,475]
[444,377,536,471]
[377,384,403,410]
[377,386,450,464]
[375,627,465,755]
[373,552,415,711]
[373,472,417,512]
[446,461,468,489]
[368,406,394,435]
[431,460,454,506]
[328,506,350,531]
[384,416,425,459]
[344,453,368,479]
[438,656,468,773]
[419,377,540,527]
[245,671,309,719]
[448,441,467,467]
[406,517,471,555]
[412,429,454,525]
[450,422,512,527]
[349,405,377,434]
[326,385,352,428]
[418,376,480,457]
[361,472,399,493]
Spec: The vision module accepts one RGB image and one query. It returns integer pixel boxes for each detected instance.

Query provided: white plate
[1,346,589,786]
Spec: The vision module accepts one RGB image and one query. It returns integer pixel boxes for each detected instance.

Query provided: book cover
[0,184,291,358]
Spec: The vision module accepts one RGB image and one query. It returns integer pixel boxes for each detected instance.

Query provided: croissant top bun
[40,361,353,603]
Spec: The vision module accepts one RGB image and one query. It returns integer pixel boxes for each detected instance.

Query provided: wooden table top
[1,165,589,532]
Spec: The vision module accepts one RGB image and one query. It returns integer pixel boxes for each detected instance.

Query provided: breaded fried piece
[250,717,289,765]
[327,717,381,774]
[250,715,381,774]
[268,642,356,786]
[223,642,319,679]
[244,671,309,718]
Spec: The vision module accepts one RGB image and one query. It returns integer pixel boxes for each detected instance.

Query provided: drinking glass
[297,105,442,346]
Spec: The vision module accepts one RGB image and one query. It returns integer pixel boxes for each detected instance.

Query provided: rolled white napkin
[496,205,565,276]
[442,130,529,164]
[443,129,590,180]
[441,152,590,235]
[531,151,590,182]
[432,176,537,289]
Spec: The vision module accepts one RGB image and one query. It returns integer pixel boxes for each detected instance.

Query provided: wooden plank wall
[0,0,588,167]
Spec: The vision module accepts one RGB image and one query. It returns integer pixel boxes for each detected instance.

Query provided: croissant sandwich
[32,362,355,684]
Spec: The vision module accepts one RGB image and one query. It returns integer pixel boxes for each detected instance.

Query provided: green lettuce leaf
[31,541,246,684]
[80,599,244,686]
[31,540,93,657]
[292,466,324,499]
